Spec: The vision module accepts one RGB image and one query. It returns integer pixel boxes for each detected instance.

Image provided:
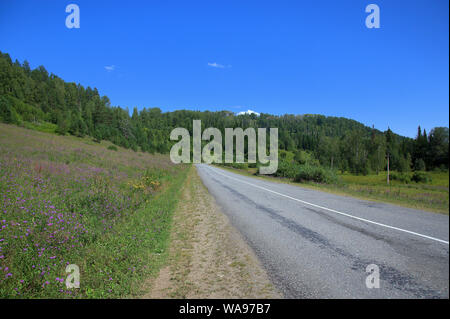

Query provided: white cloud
[208,62,231,69]
[104,65,115,72]
[236,109,260,116]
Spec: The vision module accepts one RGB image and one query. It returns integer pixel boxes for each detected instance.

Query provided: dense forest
[0,51,448,176]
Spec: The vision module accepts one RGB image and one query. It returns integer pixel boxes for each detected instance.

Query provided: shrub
[389,172,411,183]
[248,162,257,168]
[274,160,302,178]
[294,165,338,184]
[230,162,248,170]
[107,145,118,151]
[411,171,432,183]
[294,150,320,166]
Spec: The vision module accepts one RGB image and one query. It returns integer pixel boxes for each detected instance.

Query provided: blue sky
[0,0,448,137]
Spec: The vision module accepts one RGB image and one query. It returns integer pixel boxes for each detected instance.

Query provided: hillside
[0,123,189,298]
[0,50,448,175]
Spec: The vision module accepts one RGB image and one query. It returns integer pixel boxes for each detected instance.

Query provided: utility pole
[386,152,390,185]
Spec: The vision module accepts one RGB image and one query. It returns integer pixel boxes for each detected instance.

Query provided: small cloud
[208,62,224,68]
[207,62,231,69]
[104,65,115,72]
[236,109,260,116]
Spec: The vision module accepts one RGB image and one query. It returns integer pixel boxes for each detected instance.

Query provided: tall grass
[325,171,449,213]
[0,123,188,298]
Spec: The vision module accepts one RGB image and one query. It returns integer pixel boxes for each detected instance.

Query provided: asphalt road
[196,164,449,298]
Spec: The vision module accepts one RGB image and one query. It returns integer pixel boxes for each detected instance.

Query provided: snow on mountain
[236,110,260,116]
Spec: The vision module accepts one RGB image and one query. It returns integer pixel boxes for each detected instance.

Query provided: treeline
[0,51,448,175]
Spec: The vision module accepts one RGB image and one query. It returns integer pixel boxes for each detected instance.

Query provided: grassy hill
[0,123,189,298]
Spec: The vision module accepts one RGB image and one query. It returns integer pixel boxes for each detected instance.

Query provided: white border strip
[205,166,449,245]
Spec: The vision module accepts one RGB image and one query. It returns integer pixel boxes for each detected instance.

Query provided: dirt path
[142,166,281,299]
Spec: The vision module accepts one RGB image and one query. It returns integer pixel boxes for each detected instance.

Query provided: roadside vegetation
[0,123,189,298]
[218,149,449,214]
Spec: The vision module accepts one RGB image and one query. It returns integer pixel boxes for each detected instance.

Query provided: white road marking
[204,165,449,245]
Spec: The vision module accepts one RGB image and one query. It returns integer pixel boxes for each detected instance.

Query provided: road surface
[196,164,449,298]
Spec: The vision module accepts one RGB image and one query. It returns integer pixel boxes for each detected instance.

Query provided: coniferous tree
[0,50,447,173]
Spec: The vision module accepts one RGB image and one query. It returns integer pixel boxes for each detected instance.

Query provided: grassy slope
[0,123,189,298]
[216,165,449,215]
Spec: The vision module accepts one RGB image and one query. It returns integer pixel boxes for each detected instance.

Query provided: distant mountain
[236,110,260,116]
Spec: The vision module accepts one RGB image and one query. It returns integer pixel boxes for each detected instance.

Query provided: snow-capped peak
[236,109,260,116]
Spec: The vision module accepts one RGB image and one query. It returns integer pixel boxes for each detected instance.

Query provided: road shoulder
[142,166,281,299]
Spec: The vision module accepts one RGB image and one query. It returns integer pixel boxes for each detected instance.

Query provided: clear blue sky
[0,0,448,137]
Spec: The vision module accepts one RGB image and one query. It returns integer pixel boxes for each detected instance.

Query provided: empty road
[196,164,449,298]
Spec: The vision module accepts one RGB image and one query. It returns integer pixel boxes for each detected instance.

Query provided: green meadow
[0,123,189,298]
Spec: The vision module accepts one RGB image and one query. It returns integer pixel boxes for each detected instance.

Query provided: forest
[0,50,448,177]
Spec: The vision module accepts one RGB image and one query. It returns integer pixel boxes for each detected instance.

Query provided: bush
[294,165,338,184]
[248,162,257,168]
[274,160,302,178]
[389,172,411,183]
[411,171,432,183]
[107,145,118,151]
[230,162,248,170]
[294,150,320,166]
